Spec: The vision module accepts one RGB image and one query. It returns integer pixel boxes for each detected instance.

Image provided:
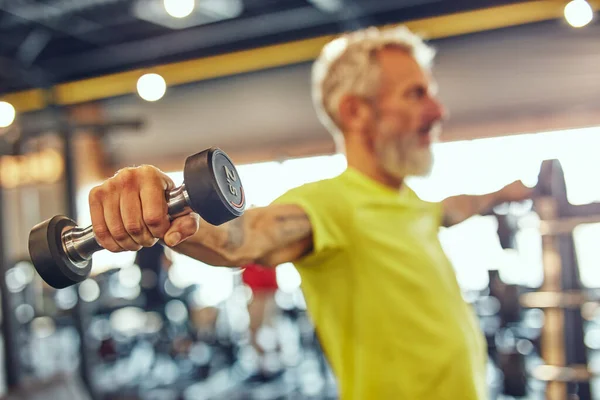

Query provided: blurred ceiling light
[307,0,344,13]
[136,73,167,102]
[0,101,16,128]
[164,0,195,18]
[564,0,594,28]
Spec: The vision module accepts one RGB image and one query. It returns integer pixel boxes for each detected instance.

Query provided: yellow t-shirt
[272,167,488,400]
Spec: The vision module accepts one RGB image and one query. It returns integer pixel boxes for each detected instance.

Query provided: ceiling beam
[2,0,598,113]
[40,0,438,78]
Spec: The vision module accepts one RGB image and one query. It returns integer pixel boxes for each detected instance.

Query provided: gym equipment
[28,147,245,289]
[499,350,528,397]
[0,373,91,400]
[488,270,522,326]
[0,175,24,390]
[498,158,600,400]
[531,159,592,400]
[481,159,600,399]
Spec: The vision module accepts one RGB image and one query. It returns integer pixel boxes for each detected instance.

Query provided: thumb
[164,213,200,247]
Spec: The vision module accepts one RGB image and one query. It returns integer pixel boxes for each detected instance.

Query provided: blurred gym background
[1,0,600,399]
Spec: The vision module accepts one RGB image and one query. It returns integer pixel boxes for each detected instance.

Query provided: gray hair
[311,26,436,148]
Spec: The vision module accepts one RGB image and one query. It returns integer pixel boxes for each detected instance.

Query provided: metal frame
[0,171,23,390]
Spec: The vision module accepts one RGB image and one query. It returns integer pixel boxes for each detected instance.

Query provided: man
[87,26,533,399]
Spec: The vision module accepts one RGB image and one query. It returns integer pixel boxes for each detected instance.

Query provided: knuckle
[143,166,173,188]
[89,186,105,203]
[104,178,119,194]
[144,211,166,228]
[118,168,138,190]
[138,164,155,173]
[139,164,160,179]
[124,222,144,236]
[93,225,111,241]
[111,226,130,242]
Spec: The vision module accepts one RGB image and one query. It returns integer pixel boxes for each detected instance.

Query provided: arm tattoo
[222,210,310,255]
[275,214,311,238]
[224,216,245,251]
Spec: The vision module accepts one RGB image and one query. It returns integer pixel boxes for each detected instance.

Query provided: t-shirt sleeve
[432,200,445,227]
[271,180,350,266]
[406,184,445,228]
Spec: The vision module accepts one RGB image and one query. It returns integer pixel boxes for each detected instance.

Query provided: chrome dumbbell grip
[62,184,192,267]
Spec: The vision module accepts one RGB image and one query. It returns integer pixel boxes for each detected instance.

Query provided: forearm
[442,190,504,227]
[170,216,256,267]
[168,205,312,267]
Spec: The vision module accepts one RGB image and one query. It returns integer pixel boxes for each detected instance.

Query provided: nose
[427,96,447,122]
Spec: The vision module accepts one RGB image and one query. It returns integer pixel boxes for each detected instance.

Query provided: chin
[406,149,434,177]
[382,161,432,180]
[410,166,433,178]
[376,138,434,179]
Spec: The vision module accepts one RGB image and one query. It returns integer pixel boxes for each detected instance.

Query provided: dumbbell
[29,147,246,289]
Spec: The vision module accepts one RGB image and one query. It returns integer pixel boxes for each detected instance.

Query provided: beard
[373,125,439,179]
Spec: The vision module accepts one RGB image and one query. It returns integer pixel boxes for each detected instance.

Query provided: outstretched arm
[442,180,534,227]
[88,164,313,268]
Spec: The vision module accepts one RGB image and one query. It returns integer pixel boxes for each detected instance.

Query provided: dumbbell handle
[63,184,192,267]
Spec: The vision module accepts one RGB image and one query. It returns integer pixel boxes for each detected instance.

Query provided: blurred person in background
[135,242,171,313]
[241,262,284,382]
[86,26,535,399]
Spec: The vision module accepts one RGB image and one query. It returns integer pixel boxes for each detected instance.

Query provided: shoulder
[273,173,349,206]
[404,183,444,224]
[271,172,354,234]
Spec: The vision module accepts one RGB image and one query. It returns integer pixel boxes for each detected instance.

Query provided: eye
[405,86,427,100]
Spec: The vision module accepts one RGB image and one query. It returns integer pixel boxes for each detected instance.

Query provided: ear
[338,94,374,133]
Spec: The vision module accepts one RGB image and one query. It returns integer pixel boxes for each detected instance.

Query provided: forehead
[375,46,433,87]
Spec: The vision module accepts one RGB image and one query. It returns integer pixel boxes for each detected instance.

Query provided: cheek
[377,113,413,137]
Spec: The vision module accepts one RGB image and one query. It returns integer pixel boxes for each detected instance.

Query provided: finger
[103,185,142,252]
[140,167,173,239]
[120,187,157,247]
[89,187,124,253]
[164,213,200,247]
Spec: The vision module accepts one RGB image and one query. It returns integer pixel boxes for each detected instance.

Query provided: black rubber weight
[28,215,92,289]
[184,147,245,225]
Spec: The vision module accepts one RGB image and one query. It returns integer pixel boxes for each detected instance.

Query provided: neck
[344,135,404,190]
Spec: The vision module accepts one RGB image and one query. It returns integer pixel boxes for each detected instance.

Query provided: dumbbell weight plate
[184,147,245,225]
[29,215,92,289]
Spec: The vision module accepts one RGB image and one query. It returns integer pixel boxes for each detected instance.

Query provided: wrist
[476,191,504,215]
[492,187,508,205]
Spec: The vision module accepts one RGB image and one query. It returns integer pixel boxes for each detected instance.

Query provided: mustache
[418,122,442,139]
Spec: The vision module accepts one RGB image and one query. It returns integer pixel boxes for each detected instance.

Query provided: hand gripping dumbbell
[28,147,246,289]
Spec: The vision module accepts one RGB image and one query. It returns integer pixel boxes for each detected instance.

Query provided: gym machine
[520,159,596,400]
[487,159,600,400]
